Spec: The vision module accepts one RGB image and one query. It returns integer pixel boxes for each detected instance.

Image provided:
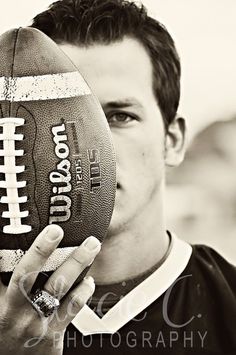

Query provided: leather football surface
[0,27,116,272]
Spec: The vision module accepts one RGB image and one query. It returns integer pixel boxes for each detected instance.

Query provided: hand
[0,225,101,355]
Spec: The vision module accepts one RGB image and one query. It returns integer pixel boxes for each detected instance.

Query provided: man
[0,0,235,354]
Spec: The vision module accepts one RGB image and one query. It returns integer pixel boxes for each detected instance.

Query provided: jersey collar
[71,234,192,335]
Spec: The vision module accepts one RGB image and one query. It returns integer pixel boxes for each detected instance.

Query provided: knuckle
[12,266,27,285]
[70,250,88,265]
[70,249,95,267]
[45,279,60,297]
[69,293,85,309]
[45,275,68,297]
[68,280,95,310]
[0,309,11,330]
[0,305,30,332]
[11,265,36,292]
[32,242,50,259]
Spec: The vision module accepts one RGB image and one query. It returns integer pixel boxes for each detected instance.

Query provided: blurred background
[0,0,235,263]
[166,117,236,264]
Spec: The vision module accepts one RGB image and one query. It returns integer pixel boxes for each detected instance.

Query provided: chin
[105,204,131,240]
[105,185,133,238]
[105,214,121,239]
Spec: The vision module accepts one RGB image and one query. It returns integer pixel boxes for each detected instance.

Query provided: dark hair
[31,0,181,128]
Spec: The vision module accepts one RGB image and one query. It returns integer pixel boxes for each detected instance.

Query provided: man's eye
[107,113,134,125]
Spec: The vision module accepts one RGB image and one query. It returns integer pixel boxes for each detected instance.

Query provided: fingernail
[83,276,95,292]
[87,257,95,266]
[83,275,94,284]
[83,236,101,251]
[44,225,63,242]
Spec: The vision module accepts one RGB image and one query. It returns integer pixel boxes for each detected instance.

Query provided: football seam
[9,28,19,117]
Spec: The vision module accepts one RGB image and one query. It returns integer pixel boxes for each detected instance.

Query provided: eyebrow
[102,98,144,111]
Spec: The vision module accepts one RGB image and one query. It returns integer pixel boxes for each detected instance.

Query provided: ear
[164,116,187,167]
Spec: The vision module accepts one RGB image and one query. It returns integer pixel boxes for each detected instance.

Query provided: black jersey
[63,237,236,355]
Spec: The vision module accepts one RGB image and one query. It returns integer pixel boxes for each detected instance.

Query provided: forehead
[59,37,155,105]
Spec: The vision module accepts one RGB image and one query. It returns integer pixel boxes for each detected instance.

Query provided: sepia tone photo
[0,1,235,354]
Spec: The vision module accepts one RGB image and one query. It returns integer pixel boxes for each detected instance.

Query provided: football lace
[0,117,31,234]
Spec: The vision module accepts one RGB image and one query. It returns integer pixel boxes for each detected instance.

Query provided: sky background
[0,0,235,141]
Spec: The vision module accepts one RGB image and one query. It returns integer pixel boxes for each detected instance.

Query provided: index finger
[6,224,63,307]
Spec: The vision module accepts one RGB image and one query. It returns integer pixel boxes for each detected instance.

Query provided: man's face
[60,37,168,237]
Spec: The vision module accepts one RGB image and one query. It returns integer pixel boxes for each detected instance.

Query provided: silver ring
[30,289,60,317]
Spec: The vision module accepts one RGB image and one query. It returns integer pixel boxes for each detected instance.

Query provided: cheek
[141,122,166,168]
[113,132,164,180]
[140,140,165,179]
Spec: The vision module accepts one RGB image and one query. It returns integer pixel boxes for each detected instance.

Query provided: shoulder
[187,243,236,296]
[191,243,235,267]
[190,243,236,277]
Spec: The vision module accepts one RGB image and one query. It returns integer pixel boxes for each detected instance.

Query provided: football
[0,27,116,273]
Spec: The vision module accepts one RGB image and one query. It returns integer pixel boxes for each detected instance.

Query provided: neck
[87,189,169,285]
